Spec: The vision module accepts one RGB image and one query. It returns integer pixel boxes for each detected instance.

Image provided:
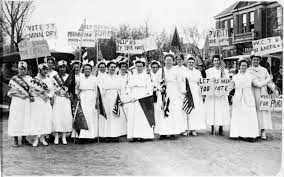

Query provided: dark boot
[170,135,176,140]
[21,136,32,145]
[159,135,167,140]
[13,137,19,148]
[218,126,223,136]
[130,138,138,143]
[211,125,215,135]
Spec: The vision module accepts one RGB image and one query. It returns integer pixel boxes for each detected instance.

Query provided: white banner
[116,39,144,54]
[18,40,51,60]
[141,36,157,52]
[252,36,283,55]
[208,29,229,47]
[198,78,232,96]
[79,24,112,39]
[27,23,57,40]
[260,94,282,111]
[67,31,96,47]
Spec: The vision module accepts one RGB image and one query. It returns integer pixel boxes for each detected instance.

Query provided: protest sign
[116,39,144,54]
[79,24,112,39]
[199,78,214,95]
[141,36,157,52]
[260,94,282,111]
[18,40,51,60]
[208,29,229,47]
[252,36,283,56]
[27,23,57,40]
[67,31,96,47]
[199,78,232,96]
[214,78,231,96]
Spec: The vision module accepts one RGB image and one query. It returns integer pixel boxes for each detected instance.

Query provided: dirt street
[1,112,282,176]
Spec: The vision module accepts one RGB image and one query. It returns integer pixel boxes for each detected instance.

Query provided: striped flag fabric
[182,78,195,114]
[113,93,122,117]
[95,86,107,119]
[220,59,226,78]
[160,79,170,117]
[98,47,104,61]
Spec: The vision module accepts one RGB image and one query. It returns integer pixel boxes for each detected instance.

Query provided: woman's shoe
[191,130,197,136]
[54,133,59,145]
[40,136,48,146]
[32,137,39,147]
[13,137,19,148]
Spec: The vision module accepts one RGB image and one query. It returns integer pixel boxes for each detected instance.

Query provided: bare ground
[1,112,282,176]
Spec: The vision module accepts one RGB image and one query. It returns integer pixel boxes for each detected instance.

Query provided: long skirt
[72,90,98,139]
[102,90,127,137]
[127,100,154,139]
[52,96,73,132]
[158,84,185,135]
[230,99,259,138]
[8,97,30,136]
[187,85,206,130]
[29,97,52,135]
[204,95,230,126]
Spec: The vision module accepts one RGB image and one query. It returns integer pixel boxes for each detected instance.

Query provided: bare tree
[0,1,34,53]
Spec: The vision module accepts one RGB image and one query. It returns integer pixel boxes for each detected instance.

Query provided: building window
[242,13,247,33]
[230,19,233,35]
[276,6,283,29]
[249,12,254,31]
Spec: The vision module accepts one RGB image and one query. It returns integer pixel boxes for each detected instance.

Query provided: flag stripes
[113,93,122,117]
[182,78,195,114]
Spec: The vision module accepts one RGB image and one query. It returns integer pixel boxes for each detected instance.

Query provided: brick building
[212,1,283,61]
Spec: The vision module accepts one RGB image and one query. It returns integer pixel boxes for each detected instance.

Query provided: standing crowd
[7,52,279,147]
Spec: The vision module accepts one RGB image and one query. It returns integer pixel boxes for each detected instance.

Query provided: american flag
[182,78,195,114]
[220,59,226,78]
[160,79,170,117]
[81,47,87,60]
[113,93,122,117]
[98,46,104,61]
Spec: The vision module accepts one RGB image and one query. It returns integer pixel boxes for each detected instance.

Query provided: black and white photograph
[0,0,283,176]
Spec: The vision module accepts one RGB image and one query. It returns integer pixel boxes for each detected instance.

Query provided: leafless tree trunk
[0,1,34,53]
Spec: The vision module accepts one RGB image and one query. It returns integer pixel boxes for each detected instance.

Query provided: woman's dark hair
[188,57,195,62]
[107,61,116,68]
[118,62,128,68]
[212,54,220,60]
[98,62,106,68]
[135,61,146,66]
[239,59,249,67]
[164,54,175,61]
[82,64,92,72]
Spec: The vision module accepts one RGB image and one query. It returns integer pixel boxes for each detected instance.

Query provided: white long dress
[174,65,189,132]
[185,68,207,130]
[29,76,53,135]
[119,72,131,122]
[204,67,230,126]
[247,66,274,130]
[230,72,269,138]
[7,75,33,136]
[150,70,163,134]
[52,74,73,132]
[127,71,154,139]
[73,74,98,139]
[100,74,127,137]
[158,67,186,135]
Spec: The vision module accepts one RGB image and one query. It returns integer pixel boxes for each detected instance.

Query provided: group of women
[7,53,278,147]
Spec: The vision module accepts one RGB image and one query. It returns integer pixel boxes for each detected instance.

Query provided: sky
[25,0,237,52]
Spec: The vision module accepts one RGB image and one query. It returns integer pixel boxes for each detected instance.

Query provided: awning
[224,54,251,61]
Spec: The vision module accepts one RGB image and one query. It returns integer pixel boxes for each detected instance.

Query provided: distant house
[211,1,283,66]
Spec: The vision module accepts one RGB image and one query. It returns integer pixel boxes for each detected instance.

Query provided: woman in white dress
[149,60,163,134]
[73,62,98,140]
[230,59,272,141]
[204,54,230,135]
[70,60,82,83]
[52,60,73,145]
[158,53,186,140]
[100,60,127,142]
[247,55,278,139]
[174,54,189,135]
[7,61,34,147]
[29,63,53,147]
[185,57,207,136]
[45,56,58,78]
[127,58,155,142]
